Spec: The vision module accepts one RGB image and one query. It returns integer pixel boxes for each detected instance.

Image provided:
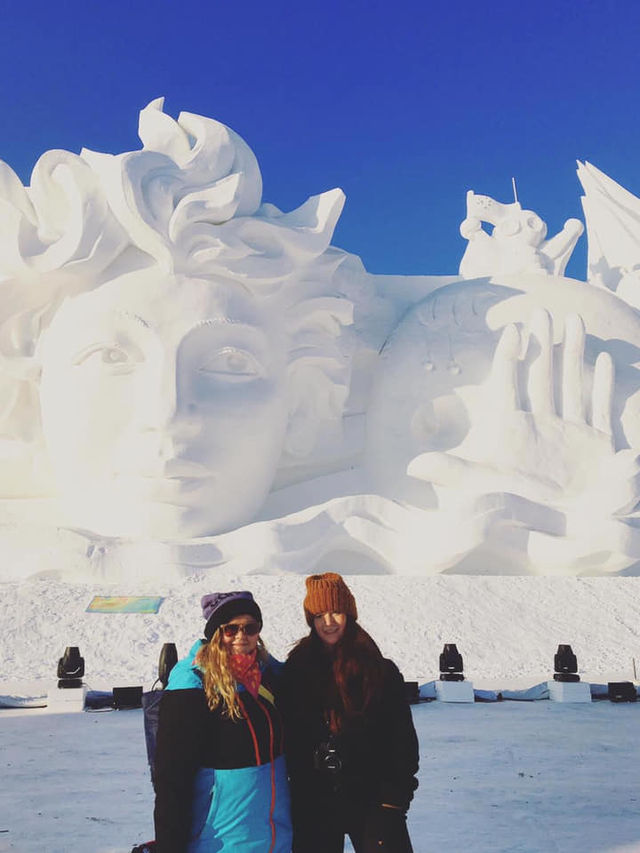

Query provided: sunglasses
[221,621,261,638]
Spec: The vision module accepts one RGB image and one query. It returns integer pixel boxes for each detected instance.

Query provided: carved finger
[407,451,551,502]
[592,351,614,435]
[562,314,585,423]
[609,468,640,516]
[527,308,554,416]
[489,323,521,411]
[407,451,470,487]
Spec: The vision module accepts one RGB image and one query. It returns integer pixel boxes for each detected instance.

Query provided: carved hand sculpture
[253,493,505,576]
[408,309,640,570]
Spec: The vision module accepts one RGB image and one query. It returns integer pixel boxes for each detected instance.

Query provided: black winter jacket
[153,643,291,853]
[281,647,419,812]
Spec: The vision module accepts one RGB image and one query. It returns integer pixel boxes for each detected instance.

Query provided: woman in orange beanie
[281,572,418,852]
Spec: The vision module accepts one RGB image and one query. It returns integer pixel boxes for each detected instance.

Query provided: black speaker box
[607,681,637,702]
[113,686,143,709]
[404,680,420,704]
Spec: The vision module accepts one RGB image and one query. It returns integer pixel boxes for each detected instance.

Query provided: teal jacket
[154,640,292,853]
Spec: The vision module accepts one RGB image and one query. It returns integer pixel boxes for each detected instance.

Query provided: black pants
[292,790,413,853]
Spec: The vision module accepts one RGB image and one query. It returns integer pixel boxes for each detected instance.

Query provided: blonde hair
[194,630,269,720]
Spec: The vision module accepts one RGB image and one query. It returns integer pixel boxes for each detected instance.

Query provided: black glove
[363,805,413,851]
[130,842,156,853]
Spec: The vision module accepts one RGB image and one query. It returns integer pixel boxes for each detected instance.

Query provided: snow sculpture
[0,99,353,538]
[364,280,640,575]
[39,270,294,538]
[0,148,129,495]
[578,160,640,305]
[459,190,583,278]
[359,172,640,576]
[2,101,640,579]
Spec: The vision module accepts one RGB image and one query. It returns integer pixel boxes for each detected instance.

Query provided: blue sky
[1,0,639,279]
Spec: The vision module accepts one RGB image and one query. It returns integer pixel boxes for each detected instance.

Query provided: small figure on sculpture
[459,189,583,279]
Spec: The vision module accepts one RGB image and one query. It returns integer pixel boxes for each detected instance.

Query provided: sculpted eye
[72,344,142,372]
[200,347,264,380]
[101,348,129,365]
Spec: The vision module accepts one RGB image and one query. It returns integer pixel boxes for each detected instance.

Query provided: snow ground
[2,575,640,688]
[1,573,640,852]
[0,701,639,853]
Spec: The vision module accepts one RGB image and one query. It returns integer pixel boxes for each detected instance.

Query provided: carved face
[38,270,289,538]
[364,284,503,505]
[493,212,547,247]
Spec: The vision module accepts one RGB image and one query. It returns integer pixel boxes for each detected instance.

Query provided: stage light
[158,643,178,688]
[548,644,591,703]
[439,643,464,681]
[57,646,85,688]
[553,645,579,682]
[47,646,87,711]
[436,643,474,703]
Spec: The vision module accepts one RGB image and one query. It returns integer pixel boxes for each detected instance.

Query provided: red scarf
[230,651,262,699]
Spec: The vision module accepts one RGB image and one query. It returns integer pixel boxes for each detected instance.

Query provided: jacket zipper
[256,696,277,853]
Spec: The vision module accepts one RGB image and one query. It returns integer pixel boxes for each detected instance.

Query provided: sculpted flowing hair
[0,99,357,496]
[288,617,386,733]
[195,630,269,721]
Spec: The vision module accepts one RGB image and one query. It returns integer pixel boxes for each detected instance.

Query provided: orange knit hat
[303,572,358,626]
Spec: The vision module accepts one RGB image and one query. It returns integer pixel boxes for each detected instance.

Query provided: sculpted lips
[160,459,212,479]
[116,460,215,505]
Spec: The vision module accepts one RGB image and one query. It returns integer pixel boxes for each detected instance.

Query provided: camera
[313,737,343,775]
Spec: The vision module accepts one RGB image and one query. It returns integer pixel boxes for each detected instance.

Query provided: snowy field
[3,575,640,687]
[1,701,639,853]
[1,573,640,852]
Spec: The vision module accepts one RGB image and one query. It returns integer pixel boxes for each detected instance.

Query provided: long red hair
[287,617,386,733]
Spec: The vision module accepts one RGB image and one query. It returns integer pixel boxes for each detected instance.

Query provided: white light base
[435,679,475,703]
[547,680,591,703]
[46,683,87,713]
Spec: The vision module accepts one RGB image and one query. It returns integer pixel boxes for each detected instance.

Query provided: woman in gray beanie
[153,590,292,852]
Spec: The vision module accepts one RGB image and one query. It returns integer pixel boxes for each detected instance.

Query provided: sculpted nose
[141,359,199,442]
